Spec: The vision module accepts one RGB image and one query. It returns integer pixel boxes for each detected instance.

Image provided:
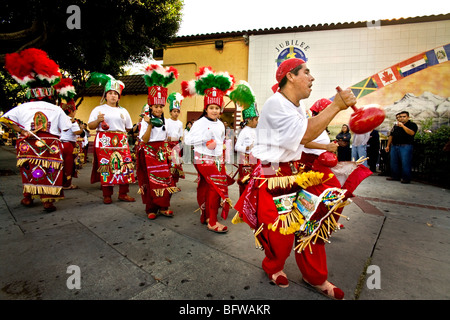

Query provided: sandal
[207,223,228,233]
[268,271,289,288]
[302,278,344,300]
[63,185,78,190]
[159,209,174,217]
[43,202,57,213]
[21,197,33,207]
[147,212,157,220]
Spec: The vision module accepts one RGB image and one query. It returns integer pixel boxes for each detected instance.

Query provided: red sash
[136,141,179,208]
[91,131,135,185]
[194,152,233,220]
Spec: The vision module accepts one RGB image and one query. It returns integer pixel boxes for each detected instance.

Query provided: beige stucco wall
[77,36,249,131]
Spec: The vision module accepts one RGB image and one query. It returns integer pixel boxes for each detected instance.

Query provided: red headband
[271,58,306,93]
[310,98,332,114]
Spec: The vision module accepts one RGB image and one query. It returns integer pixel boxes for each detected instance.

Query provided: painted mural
[332,44,450,134]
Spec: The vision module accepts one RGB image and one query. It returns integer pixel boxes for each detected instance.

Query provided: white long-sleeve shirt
[235,126,256,154]
[138,118,167,142]
[60,118,81,142]
[165,118,184,140]
[184,116,224,157]
[88,104,132,132]
[303,130,331,156]
[251,92,307,163]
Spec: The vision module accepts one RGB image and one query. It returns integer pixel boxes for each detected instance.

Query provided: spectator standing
[385,111,418,184]
[367,129,380,172]
[351,132,370,167]
[336,124,351,161]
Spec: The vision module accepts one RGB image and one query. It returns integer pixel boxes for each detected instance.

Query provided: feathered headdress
[86,72,124,104]
[54,78,77,113]
[143,64,178,106]
[181,66,235,111]
[167,92,184,112]
[229,80,258,120]
[4,48,61,99]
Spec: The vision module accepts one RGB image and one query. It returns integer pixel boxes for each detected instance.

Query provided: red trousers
[102,184,130,197]
[255,160,330,284]
[62,141,76,188]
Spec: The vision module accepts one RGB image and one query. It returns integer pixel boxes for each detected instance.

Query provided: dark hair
[396,111,409,117]
[185,121,192,129]
[149,106,166,131]
[278,64,304,89]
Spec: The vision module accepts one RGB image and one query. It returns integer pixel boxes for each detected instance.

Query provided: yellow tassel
[231,212,244,224]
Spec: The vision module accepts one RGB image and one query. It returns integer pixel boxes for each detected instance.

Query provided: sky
[177,0,450,36]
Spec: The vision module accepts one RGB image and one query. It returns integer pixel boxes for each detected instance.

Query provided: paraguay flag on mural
[397,53,428,77]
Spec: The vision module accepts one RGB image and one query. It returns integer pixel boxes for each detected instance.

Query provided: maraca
[206,139,216,150]
[336,87,385,134]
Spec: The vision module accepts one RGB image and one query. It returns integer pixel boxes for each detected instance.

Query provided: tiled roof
[84,74,147,96]
[174,13,450,41]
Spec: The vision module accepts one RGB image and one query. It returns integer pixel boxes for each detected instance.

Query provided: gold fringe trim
[294,195,351,254]
[23,184,62,196]
[17,158,62,169]
[253,223,265,250]
[268,206,305,235]
[153,187,180,197]
[255,171,333,190]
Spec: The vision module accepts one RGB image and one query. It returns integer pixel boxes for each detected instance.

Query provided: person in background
[166,92,185,185]
[87,73,136,204]
[336,124,351,161]
[367,129,380,172]
[385,111,418,184]
[181,121,193,164]
[230,81,259,196]
[54,78,83,190]
[351,132,370,167]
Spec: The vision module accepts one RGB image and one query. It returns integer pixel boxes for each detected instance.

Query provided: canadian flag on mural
[372,67,401,88]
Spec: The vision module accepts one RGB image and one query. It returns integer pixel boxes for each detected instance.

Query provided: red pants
[102,184,130,197]
[62,141,76,188]
[195,166,222,226]
[255,160,330,284]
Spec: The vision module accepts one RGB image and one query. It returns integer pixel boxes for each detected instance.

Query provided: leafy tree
[0,0,183,111]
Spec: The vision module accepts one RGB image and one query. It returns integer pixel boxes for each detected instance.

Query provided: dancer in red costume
[182,67,235,233]
[54,78,83,190]
[1,48,72,212]
[136,64,180,219]
[230,81,259,196]
[234,58,368,299]
[87,73,135,204]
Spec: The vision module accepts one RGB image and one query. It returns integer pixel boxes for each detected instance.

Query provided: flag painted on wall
[372,67,402,88]
[397,53,428,77]
[426,44,450,66]
[350,77,378,99]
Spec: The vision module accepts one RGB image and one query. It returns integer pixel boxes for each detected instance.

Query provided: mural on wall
[332,43,450,133]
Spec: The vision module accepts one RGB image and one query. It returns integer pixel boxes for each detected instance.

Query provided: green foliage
[0,70,27,112]
[413,121,450,188]
[1,0,184,111]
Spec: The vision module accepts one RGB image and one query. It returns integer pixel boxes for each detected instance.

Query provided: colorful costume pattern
[137,141,179,212]
[16,132,65,200]
[92,131,135,185]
